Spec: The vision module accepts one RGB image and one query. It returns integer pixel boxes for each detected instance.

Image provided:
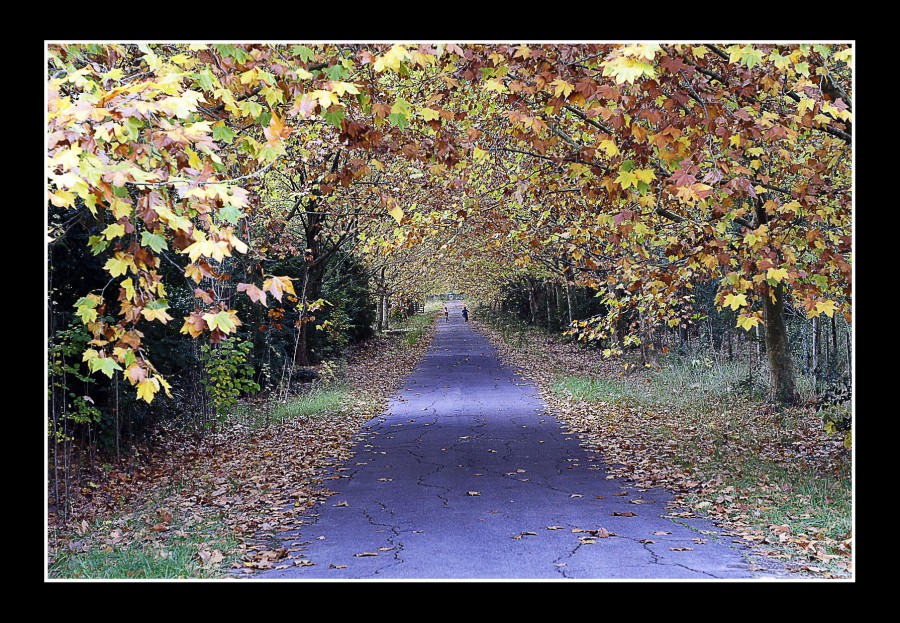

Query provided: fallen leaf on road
[639,539,655,544]
[670,547,695,551]
[520,531,537,536]
[612,512,636,517]
[570,494,583,498]
[467,491,481,496]
[546,526,563,530]
[333,501,349,507]
[653,531,672,535]
[328,564,347,569]
[378,547,394,551]
[354,552,378,557]
[614,492,628,497]
[629,499,652,504]
[294,559,315,566]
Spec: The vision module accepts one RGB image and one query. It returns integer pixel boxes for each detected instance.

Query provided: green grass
[269,385,349,421]
[49,506,239,579]
[392,310,438,348]
[552,356,769,413]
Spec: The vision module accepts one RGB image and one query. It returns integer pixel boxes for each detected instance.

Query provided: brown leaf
[158,508,173,523]
[354,552,378,557]
[639,539,655,544]
[612,511,636,517]
[669,547,695,551]
[150,522,168,531]
[328,564,348,569]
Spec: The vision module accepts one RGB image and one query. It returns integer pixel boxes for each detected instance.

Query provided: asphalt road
[255,302,755,579]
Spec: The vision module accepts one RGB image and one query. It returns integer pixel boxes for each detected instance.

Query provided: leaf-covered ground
[48,321,436,578]
[472,318,852,579]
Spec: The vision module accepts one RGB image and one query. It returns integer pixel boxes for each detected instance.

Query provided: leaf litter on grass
[48,320,438,577]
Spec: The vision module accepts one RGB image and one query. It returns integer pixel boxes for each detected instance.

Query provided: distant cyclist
[444,305,449,322]
[461,305,469,322]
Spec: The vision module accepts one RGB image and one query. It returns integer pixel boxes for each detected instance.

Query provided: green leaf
[256,110,272,127]
[88,235,110,255]
[89,357,123,378]
[240,100,263,119]
[324,64,347,81]
[212,121,236,144]
[293,45,316,62]
[387,112,408,130]
[140,231,168,252]
[323,107,346,128]
[112,185,129,198]
[194,67,217,91]
[218,205,243,225]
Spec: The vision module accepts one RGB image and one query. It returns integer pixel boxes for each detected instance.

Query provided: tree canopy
[47,42,852,404]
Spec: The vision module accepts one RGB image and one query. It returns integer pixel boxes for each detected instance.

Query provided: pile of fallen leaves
[472,318,852,578]
[48,320,437,577]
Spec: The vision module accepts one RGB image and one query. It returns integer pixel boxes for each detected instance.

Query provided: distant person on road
[461,305,469,322]
[444,306,449,322]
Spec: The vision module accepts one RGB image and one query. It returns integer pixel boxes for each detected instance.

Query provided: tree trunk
[563,266,575,325]
[812,316,820,391]
[763,283,798,404]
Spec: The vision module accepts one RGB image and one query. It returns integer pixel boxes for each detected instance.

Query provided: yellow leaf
[483,78,507,93]
[102,223,126,240]
[389,204,404,224]
[50,189,76,208]
[736,315,761,331]
[723,293,748,310]
[330,81,360,96]
[551,79,574,99]
[598,140,619,157]
[419,107,441,121]
[766,267,789,283]
[473,146,488,162]
[136,378,160,403]
[815,299,837,318]
[634,169,656,184]
[616,170,638,189]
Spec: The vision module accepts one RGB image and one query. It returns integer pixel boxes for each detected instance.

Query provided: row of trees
[47,42,852,516]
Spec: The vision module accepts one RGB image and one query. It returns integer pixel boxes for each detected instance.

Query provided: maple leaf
[104,254,136,277]
[551,79,574,99]
[136,377,160,403]
[202,310,241,334]
[814,299,837,318]
[736,314,761,331]
[766,267,789,283]
[616,170,638,189]
[102,223,125,240]
[141,299,173,324]
[237,282,268,306]
[180,312,208,338]
[288,94,317,119]
[140,231,167,253]
[419,107,441,122]
[389,204,405,224]
[89,356,123,379]
[723,293,748,310]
